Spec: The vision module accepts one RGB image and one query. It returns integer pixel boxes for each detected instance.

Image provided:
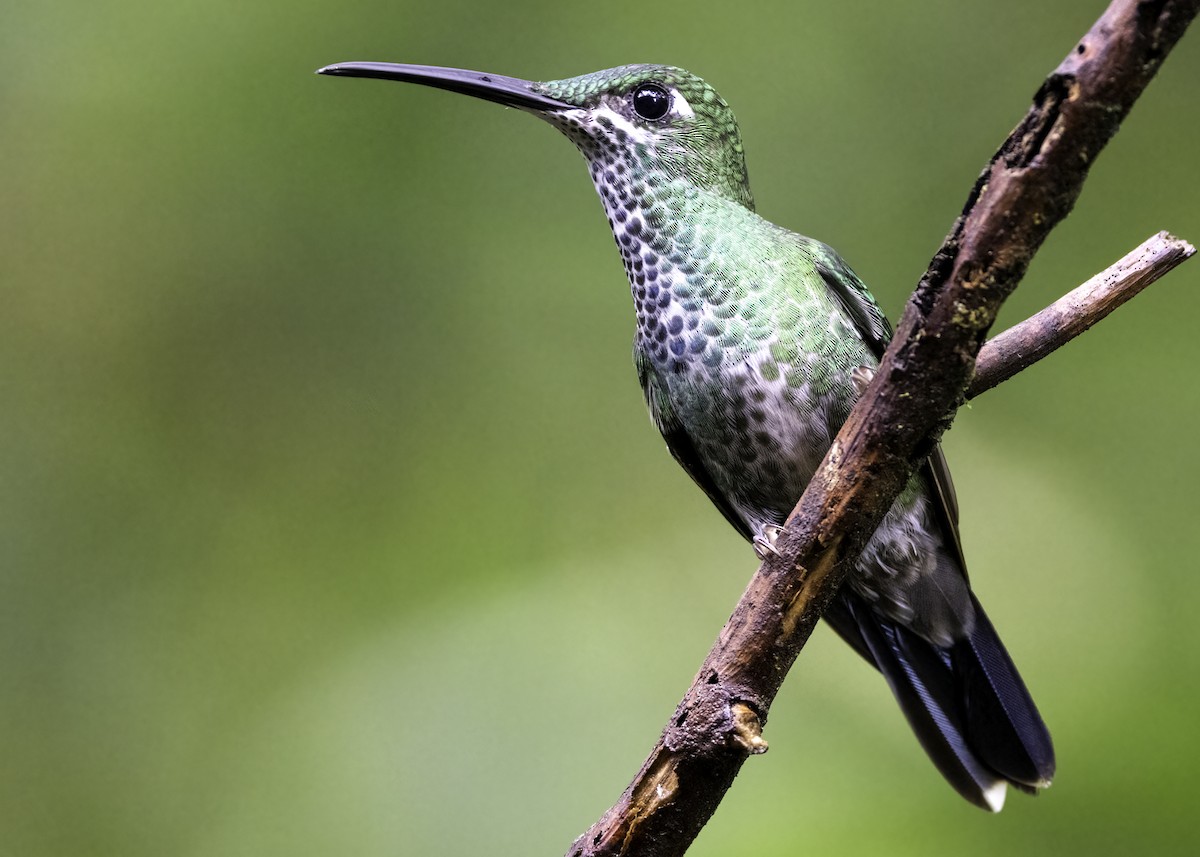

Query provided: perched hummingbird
[318,61,1055,811]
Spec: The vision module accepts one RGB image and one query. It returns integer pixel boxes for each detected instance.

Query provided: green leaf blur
[3,1,1198,854]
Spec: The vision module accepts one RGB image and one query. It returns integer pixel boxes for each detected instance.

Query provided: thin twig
[969,231,1196,398]
[568,2,1199,855]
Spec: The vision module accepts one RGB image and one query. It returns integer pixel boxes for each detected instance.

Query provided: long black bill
[316,62,574,112]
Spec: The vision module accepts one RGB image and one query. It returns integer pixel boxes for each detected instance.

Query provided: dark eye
[631,83,671,121]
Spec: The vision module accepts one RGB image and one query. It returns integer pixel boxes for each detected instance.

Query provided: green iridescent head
[317,61,754,209]
[535,65,753,209]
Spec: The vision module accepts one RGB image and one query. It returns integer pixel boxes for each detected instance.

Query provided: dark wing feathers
[813,246,1054,806]
[956,593,1056,789]
[814,247,892,359]
[826,589,1055,810]
[830,593,1009,811]
[923,446,968,575]
[635,349,753,541]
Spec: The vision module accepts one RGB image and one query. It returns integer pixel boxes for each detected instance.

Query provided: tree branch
[568,2,1199,855]
[969,231,1195,398]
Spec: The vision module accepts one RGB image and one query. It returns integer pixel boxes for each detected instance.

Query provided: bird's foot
[851,365,875,396]
[753,525,784,560]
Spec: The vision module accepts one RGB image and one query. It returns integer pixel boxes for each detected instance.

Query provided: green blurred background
[4,1,1199,854]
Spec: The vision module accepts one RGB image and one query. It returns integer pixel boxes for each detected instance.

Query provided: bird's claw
[753,525,784,559]
[851,365,875,396]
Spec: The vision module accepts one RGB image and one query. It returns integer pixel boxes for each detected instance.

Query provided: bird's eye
[631,83,671,121]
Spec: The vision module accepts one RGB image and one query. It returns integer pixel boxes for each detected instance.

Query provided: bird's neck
[586,164,777,370]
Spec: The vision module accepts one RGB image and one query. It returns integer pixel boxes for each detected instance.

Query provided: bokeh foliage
[3,1,1199,854]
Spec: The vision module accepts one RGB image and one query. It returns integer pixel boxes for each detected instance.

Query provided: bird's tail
[825,592,1055,811]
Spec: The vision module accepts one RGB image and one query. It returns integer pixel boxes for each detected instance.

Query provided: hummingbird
[317,61,1055,811]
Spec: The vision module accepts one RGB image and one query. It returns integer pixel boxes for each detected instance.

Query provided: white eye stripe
[670,89,695,120]
[560,88,696,146]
